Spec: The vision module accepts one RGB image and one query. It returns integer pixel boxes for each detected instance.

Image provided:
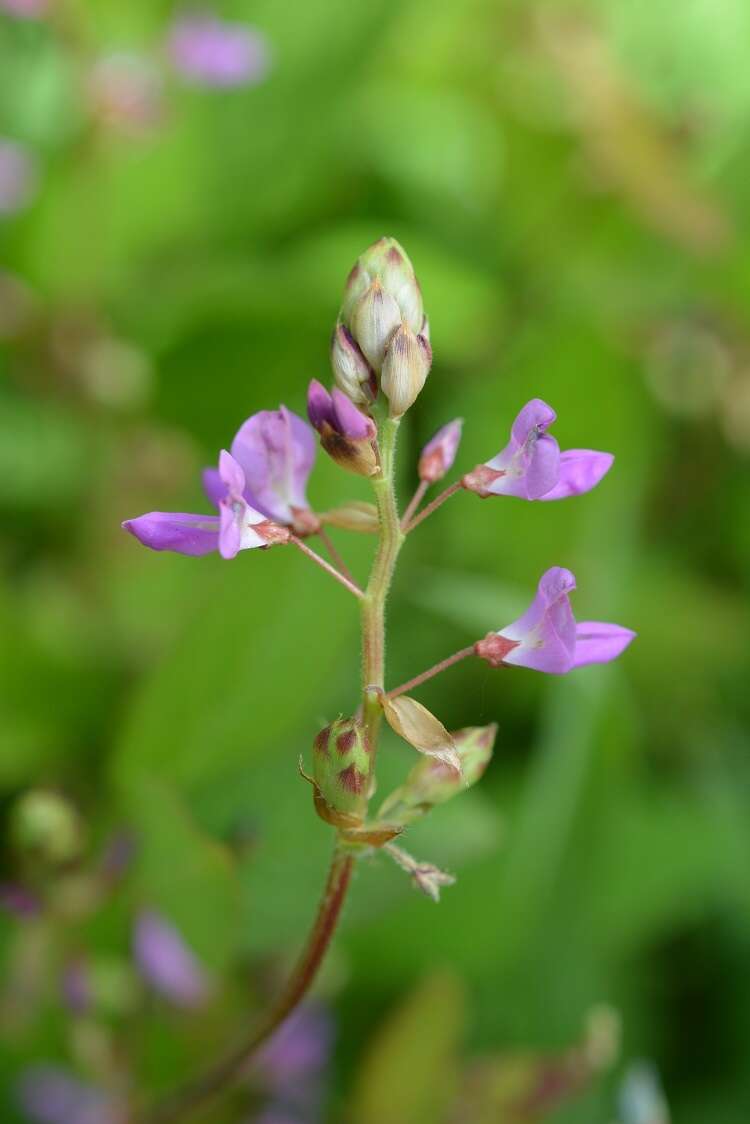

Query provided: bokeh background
[2,0,750,1121]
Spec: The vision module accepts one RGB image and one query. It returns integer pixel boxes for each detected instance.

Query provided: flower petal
[307,379,334,431]
[498,567,577,674]
[573,621,636,668]
[510,398,556,446]
[218,448,246,497]
[539,449,614,500]
[231,407,316,523]
[133,910,209,1008]
[419,418,463,483]
[16,1066,120,1124]
[122,512,220,556]
[202,467,224,509]
[331,388,375,440]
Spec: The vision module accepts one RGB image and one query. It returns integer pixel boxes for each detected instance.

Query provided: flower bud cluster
[331,237,432,418]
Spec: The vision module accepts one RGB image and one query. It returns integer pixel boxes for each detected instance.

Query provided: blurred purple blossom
[0,0,48,18]
[16,1067,122,1124]
[0,139,37,216]
[0,882,40,918]
[476,566,635,675]
[167,12,270,87]
[463,398,613,501]
[250,1005,333,1122]
[133,909,210,1008]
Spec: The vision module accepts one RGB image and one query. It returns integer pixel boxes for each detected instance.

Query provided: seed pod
[379,723,497,824]
[312,717,371,822]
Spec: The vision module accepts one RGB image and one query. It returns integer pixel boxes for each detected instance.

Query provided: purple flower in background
[475,567,635,674]
[167,12,270,87]
[419,418,463,483]
[0,0,48,18]
[0,882,40,918]
[16,1067,122,1124]
[0,139,37,216]
[133,910,209,1008]
[123,449,290,559]
[205,406,316,526]
[251,1004,333,1121]
[463,399,613,501]
[61,959,90,1014]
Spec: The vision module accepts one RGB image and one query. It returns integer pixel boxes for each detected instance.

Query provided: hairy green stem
[361,417,404,770]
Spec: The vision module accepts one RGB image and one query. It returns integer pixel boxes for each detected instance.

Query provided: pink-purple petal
[122,512,220,556]
[231,407,315,523]
[218,501,242,559]
[167,15,270,88]
[539,449,614,501]
[218,448,246,496]
[133,910,209,1008]
[202,466,224,509]
[510,398,556,446]
[307,379,333,430]
[573,621,636,668]
[495,567,578,674]
[331,388,375,439]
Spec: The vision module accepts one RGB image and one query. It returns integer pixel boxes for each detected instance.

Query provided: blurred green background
[2,0,750,1121]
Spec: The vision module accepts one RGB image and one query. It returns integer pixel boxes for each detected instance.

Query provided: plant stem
[403,480,462,532]
[317,527,357,585]
[361,417,404,768]
[141,848,354,1124]
[401,479,429,529]
[386,645,477,699]
[291,536,364,598]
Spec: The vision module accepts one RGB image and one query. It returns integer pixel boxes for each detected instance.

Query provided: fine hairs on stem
[123,236,635,1121]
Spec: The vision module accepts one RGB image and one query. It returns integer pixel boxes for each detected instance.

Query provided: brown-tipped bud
[419,419,463,484]
[330,321,375,406]
[312,717,371,822]
[380,322,432,418]
[379,723,497,824]
[321,501,379,534]
[381,695,460,771]
[350,280,402,372]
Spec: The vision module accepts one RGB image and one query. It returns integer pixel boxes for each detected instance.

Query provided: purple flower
[463,399,613,501]
[255,1004,333,1093]
[307,380,378,477]
[419,418,463,483]
[167,12,270,88]
[0,882,40,918]
[133,909,209,1008]
[0,139,37,216]
[16,1067,122,1124]
[0,0,48,18]
[475,567,635,675]
[123,449,290,559]
[220,406,316,525]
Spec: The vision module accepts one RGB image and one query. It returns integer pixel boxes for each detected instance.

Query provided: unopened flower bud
[321,501,379,534]
[307,380,378,477]
[379,723,497,823]
[347,237,424,332]
[380,322,432,418]
[330,321,375,406]
[312,717,371,823]
[419,419,463,483]
[350,280,401,372]
[10,790,85,866]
